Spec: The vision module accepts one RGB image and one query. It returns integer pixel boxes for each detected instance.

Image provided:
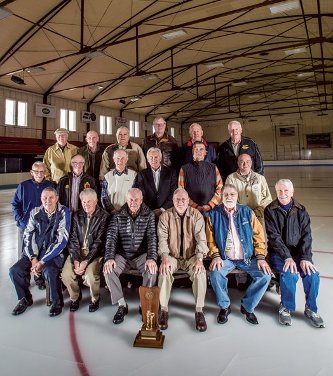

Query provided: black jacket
[67,206,110,264]
[217,136,264,181]
[104,203,157,262]
[133,166,177,211]
[264,198,313,261]
[57,173,97,211]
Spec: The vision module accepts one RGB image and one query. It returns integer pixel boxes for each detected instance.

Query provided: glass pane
[129,120,134,137]
[60,109,67,129]
[68,110,76,131]
[135,121,140,137]
[106,116,112,134]
[170,127,175,137]
[5,99,15,125]
[17,101,27,126]
[100,115,105,134]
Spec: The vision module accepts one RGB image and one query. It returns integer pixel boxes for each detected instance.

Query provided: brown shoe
[195,311,207,332]
[158,310,168,330]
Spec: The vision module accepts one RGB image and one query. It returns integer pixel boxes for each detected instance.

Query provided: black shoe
[70,299,80,312]
[34,275,46,290]
[217,306,231,324]
[158,310,169,330]
[49,302,63,317]
[12,297,33,315]
[113,304,128,324]
[89,299,100,312]
[240,305,258,325]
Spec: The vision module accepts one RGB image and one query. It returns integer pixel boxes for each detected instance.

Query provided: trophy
[133,286,165,348]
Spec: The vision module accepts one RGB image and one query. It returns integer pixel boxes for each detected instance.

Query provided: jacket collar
[185,138,208,147]
[270,198,302,210]
[171,206,191,218]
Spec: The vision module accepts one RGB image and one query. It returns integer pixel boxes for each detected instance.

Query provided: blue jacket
[11,179,55,230]
[207,203,266,262]
[23,203,71,265]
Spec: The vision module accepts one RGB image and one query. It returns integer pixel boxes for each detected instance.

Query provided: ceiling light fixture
[11,75,26,85]
[269,1,300,14]
[130,95,143,102]
[302,87,317,92]
[141,73,159,80]
[297,72,314,78]
[247,94,262,99]
[232,81,247,87]
[284,47,306,56]
[0,7,13,20]
[85,50,106,59]
[204,62,224,69]
[88,84,104,90]
[200,99,213,104]
[26,66,46,73]
[162,29,187,40]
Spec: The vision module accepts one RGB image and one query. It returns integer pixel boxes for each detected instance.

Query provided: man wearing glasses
[57,154,97,212]
[12,162,55,260]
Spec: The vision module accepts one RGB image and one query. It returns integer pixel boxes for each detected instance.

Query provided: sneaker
[279,304,292,326]
[304,306,325,328]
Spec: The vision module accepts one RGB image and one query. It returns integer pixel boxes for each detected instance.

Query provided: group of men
[9,117,324,331]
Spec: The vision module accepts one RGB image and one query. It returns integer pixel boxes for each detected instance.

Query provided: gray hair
[275,179,294,191]
[113,149,128,159]
[189,123,202,134]
[127,187,143,200]
[147,147,162,159]
[116,126,129,137]
[173,188,189,199]
[227,120,242,131]
[153,116,166,125]
[42,187,58,197]
[79,188,97,201]
[222,183,238,193]
[31,161,45,170]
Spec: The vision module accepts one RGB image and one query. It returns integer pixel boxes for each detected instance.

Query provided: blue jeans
[270,254,320,312]
[209,258,271,313]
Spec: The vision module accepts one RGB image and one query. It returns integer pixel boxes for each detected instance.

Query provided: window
[60,108,76,131]
[129,120,140,137]
[170,127,175,137]
[5,99,27,126]
[100,115,112,135]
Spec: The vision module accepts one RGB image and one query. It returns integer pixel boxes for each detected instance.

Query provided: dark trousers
[9,256,63,304]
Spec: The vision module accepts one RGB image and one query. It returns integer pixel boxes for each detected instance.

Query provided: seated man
[61,189,109,312]
[101,149,137,213]
[206,184,271,325]
[103,188,158,324]
[9,187,71,317]
[265,179,325,328]
[158,188,209,332]
[57,154,97,212]
[133,147,177,217]
[179,141,222,216]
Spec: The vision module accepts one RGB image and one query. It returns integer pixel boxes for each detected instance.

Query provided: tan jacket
[43,143,78,183]
[158,206,208,260]
[225,170,272,221]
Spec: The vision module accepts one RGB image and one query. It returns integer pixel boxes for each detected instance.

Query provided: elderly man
[206,184,271,325]
[11,162,54,260]
[57,154,97,212]
[265,179,325,328]
[103,188,158,324]
[226,154,272,227]
[143,117,179,169]
[217,120,264,182]
[182,123,216,165]
[43,128,78,183]
[133,147,177,217]
[62,189,109,312]
[9,187,71,317]
[99,126,146,180]
[179,141,222,216]
[158,188,209,332]
[77,130,104,186]
[101,149,137,213]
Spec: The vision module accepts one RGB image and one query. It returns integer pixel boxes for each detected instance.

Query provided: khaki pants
[158,255,207,309]
[61,256,102,302]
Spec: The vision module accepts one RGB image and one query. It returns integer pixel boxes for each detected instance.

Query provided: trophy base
[133,329,165,349]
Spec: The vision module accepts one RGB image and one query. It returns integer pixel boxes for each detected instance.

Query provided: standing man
[77,130,104,189]
[43,128,78,183]
[265,179,325,328]
[206,184,271,325]
[217,120,264,182]
[11,162,54,260]
[182,123,216,165]
[133,147,177,217]
[143,117,179,169]
[62,189,109,313]
[9,187,71,317]
[179,141,222,216]
[99,126,146,180]
[57,154,97,212]
[103,188,158,325]
[158,188,209,332]
[101,149,137,213]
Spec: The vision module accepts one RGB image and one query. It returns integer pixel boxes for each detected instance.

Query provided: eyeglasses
[174,198,188,203]
[31,170,45,175]
[72,162,84,165]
